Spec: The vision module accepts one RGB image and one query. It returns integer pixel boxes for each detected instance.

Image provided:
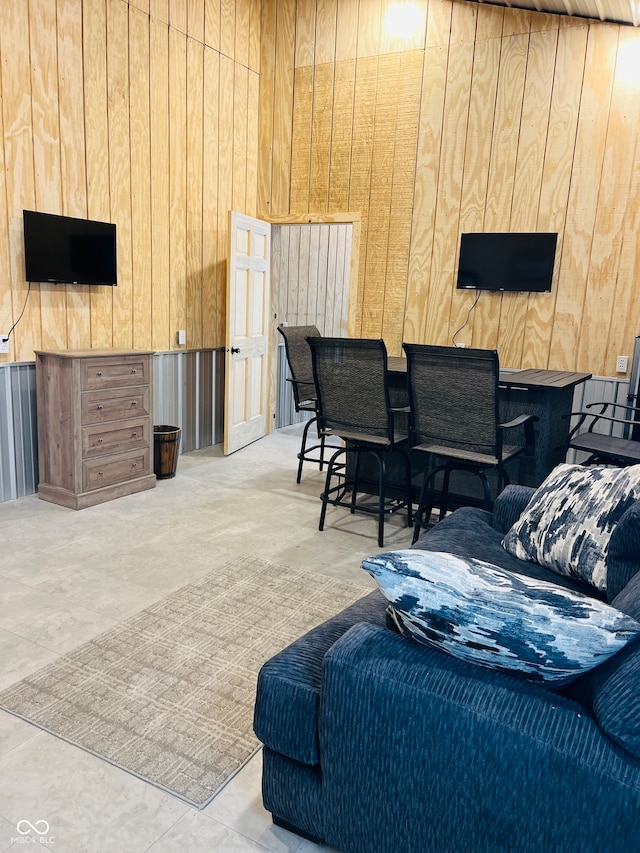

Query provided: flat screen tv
[456,232,557,293]
[23,210,117,285]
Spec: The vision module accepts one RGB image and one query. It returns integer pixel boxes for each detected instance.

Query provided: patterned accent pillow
[362,550,640,684]
[501,463,640,592]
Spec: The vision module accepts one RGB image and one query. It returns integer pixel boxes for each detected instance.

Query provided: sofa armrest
[318,622,640,853]
[492,483,535,534]
[253,589,387,764]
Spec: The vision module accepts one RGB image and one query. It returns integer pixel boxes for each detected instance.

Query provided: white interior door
[224,211,272,455]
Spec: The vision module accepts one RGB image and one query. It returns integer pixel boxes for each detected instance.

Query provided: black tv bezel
[456,231,558,294]
[23,209,118,286]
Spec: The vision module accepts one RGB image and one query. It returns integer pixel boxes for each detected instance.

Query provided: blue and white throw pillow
[362,550,640,684]
[501,463,640,592]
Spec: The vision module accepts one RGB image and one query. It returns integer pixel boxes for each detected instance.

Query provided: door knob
[230,347,241,354]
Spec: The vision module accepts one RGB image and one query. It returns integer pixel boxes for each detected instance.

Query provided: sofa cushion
[413,504,600,598]
[362,550,640,684]
[491,484,536,535]
[501,463,640,592]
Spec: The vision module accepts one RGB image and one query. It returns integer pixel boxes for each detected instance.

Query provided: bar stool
[307,336,412,548]
[278,324,330,483]
[403,343,537,543]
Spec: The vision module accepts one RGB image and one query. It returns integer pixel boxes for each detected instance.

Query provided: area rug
[0,555,365,808]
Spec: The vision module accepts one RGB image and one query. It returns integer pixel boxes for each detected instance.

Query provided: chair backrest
[402,343,500,455]
[277,324,321,410]
[307,337,392,441]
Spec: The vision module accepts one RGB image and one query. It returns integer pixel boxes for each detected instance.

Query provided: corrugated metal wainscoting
[0,353,633,503]
[152,349,225,453]
[0,361,38,502]
[0,349,225,504]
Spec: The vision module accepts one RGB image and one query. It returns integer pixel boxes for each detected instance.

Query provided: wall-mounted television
[456,232,557,293]
[23,210,117,285]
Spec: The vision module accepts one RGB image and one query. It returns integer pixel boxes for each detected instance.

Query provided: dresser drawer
[82,387,151,424]
[83,448,150,491]
[82,418,150,459]
[80,355,150,390]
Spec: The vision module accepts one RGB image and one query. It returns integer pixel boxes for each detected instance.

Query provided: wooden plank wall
[0,0,260,363]
[257,0,640,374]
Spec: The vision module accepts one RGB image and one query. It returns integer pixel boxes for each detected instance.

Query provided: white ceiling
[465,1,640,27]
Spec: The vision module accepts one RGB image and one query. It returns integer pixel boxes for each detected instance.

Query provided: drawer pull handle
[131,401,137,407]
[132,462,137,468]
[131,369,137,374]
[98,471,104,476]
[98,438,104,443]
[132,432,138,437]
[97,405,103,411]
[97,371,103,377]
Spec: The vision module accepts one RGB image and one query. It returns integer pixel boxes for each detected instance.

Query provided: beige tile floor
[0,425,414,853]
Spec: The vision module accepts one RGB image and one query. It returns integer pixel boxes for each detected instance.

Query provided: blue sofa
[253,484,640,853]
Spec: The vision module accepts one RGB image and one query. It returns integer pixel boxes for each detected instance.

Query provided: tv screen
[23,210,117,285]
[456,232,557,293]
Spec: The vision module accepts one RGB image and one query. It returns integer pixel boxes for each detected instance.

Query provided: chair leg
[318,469,330,532]
[412,465,445,544]
[401,449,413,528]
[496,464,510,496]
[412,488,432,544]
[350,446,361,514]
[412,477,429,544]
[375,452,386,548]
[438,464,452,521]
[319,446,344,532]
[297,416,317,484]
[477,470,491,511]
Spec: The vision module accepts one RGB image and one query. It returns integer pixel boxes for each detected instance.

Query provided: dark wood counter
[387,356,590,394]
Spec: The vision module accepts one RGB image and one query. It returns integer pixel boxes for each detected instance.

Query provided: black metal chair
[277,324,331,483]
[567,402,640,466]
[307,336,412,547]
[403,343,537,543]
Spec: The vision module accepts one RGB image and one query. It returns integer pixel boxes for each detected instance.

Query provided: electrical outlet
[177,330,186,346]
[616,355,629,373]
[0,335,9,355]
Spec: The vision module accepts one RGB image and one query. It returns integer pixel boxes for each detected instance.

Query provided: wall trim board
[268,213,361,223]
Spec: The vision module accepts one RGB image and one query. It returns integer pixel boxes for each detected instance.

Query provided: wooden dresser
[35,349,156,509]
